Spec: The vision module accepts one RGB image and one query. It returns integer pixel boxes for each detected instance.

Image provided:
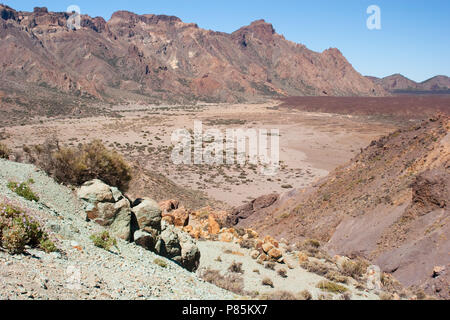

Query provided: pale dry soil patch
[196,241,380,300]
[1,101,396,207]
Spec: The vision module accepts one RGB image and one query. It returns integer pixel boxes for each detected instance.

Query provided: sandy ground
[0,101,396,207]
[196,240,380,300]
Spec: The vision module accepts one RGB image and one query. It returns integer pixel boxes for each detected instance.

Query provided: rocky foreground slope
[1,157,425,300]
[229,115,450,299]
[0,4,385,115]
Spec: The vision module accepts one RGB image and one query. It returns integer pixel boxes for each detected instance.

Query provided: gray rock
[131,198,162,231]
[77,180,114,203]
[77,180,132,241]
[109,198,133,241]
[160,226,181,259]
[134,230,158,251]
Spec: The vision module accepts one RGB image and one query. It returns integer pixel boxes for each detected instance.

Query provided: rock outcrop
[77,180,133,241]
[77,180,201,271]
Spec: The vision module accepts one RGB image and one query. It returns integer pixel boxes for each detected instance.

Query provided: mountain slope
[229,115,450,298]
[0,5,385,109]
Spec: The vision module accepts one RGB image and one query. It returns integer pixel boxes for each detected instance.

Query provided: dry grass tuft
[0,143,10,159]
[200,268,244,295]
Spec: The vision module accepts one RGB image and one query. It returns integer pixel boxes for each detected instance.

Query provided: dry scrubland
[0,101,395,207]
[0,99,447,300]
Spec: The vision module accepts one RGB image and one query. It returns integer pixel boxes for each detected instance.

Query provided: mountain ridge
[0,4,385,109]
[366,74,450,94]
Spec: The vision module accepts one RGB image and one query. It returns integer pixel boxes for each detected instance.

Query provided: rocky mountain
[367,74,450,94]
[228,115,450,298]
[0,5,385,109]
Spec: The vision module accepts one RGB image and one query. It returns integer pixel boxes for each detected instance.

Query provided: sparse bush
[260,291,296,300]
[262,277,274,288]
[300,260,330,276]
[341,259,368,279]
[265,262,276,270]
[0,202,56,254]
[154,258,168,268]
[200,268,244,295]
[1,221,27,254]
[325,271,348,284]
[228,261,244,274]
[90,231,117,251]
[7,180,39,202]
[253,269,260,274]
[316,280,348,294]
[297,290,313,300]
[277,268,288,278]
[239,239,255,249]
[23,139,132,191]
[39,238,58,253]
[215,256,222,262]
[0,143,10,159]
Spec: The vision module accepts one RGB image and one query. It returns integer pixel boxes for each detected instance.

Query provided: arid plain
[1,100,397,207]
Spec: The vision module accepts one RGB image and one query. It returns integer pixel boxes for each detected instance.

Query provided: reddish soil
[278,95,450,119]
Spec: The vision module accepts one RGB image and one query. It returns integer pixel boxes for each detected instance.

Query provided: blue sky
[4,0,449,82]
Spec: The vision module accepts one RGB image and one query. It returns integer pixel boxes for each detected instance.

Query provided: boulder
[219,232,234,243]
[268,247,282,260]
[177,231,201,272]
[162,206,189,227]
[262,243,274,254]
[77,180,132,241]
[257,253,269,263]
[108,198,133,241]
[250,250,260,260]
[132,198,162,231]
[160,225,182,258]
[208,214,221,235]
[77,179,114,203]
[134,230,158,251]
[159,199,180,213]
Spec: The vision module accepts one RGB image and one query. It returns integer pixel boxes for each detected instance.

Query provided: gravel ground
[0,159,237,300]
[196,241,380,300]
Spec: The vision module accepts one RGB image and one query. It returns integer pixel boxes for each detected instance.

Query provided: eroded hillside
[230,115,449,298]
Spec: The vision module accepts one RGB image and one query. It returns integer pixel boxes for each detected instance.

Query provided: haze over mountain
[0,5,386,107]
[367,74,450,94]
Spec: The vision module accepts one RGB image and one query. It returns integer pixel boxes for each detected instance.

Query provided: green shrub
[90,231,117,251]
[24,140,132,191]
[0,143,10,159]
[154,258,168,268]
[316,280,348,294]
[7,180,39,202]
[0,203,56,254]
[1,221,27,254]
[39,238,58,253]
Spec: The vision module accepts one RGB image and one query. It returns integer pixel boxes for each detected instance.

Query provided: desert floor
[1,101,397,207]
